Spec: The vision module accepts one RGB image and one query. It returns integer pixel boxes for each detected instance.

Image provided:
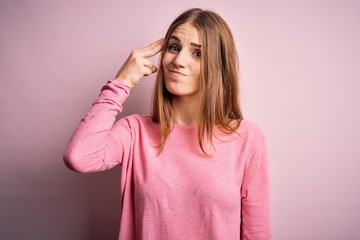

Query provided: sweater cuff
[111,79,132,91]
[94,79,131,109]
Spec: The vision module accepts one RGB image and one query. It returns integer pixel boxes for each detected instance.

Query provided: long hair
[151,8,243,155]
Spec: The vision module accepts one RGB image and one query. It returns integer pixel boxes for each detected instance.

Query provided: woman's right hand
[115,38,165,88]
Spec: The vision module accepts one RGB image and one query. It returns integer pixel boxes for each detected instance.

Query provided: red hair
[151,8,243,155]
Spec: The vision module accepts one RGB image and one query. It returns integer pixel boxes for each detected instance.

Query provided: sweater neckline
[171,123,198,130]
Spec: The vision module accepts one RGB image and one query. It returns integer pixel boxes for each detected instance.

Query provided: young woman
[64,8,271,240]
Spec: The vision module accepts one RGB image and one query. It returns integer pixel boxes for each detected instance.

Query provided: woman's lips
[169,70,187,77]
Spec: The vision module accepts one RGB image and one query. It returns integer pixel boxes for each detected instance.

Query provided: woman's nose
[172,50,187,68]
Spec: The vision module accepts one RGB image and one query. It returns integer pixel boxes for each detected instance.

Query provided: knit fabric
[64,80,271,240]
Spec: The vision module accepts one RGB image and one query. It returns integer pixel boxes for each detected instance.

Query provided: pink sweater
[64,80,271,240]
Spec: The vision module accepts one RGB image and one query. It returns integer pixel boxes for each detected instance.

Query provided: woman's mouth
[169,70,187,77]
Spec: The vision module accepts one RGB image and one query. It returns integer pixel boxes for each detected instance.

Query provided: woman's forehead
[170,23,201,45]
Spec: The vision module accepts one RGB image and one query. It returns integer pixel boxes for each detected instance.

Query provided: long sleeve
[63,80,132,173]
[240,129,271,239]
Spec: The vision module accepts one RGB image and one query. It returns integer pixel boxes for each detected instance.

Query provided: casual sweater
[63,80,271,240]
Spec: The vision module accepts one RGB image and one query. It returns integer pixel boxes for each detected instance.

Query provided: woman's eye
[194,50,201,58]
[167,45,179,53]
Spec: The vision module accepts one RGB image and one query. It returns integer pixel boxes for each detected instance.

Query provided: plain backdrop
[1,0,359,239]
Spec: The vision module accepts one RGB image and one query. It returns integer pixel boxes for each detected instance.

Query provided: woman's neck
[171,96,198,125]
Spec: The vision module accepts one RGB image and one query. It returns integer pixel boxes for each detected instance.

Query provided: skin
[162,23,201,100]
[115,38,164,87]
[115,23,202,125]
[162,23,202,125]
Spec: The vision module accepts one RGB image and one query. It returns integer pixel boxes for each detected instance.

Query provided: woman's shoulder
[119,114,155,127]
[117,114,157,130]
[116,114,160,144]
[215,119,266,145]
[239,119,264,134]
[238,119,267,143]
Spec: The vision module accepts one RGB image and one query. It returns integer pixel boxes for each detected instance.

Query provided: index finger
[140,38,165,58]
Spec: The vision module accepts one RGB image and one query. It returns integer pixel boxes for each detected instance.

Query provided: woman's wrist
[114,78,133,89]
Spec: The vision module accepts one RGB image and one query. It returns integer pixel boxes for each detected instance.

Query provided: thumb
[151,65,158,73]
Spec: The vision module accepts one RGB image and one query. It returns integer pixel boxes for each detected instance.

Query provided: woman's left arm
[240,128,271,240]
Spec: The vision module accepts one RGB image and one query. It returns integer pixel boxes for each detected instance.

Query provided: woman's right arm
[63,39,164,173]
[63,80,131,173]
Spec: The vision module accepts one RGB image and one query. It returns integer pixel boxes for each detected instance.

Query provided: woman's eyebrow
[169,35,201,48]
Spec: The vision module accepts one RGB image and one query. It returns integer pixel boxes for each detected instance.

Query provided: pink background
[1,0,359,239]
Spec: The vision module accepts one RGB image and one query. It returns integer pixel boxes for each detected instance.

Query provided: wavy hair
[151,8,243,155]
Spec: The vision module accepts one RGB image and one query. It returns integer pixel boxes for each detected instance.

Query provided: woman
[64,8,271,240]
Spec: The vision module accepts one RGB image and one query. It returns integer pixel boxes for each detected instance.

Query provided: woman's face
[162,22,201,99]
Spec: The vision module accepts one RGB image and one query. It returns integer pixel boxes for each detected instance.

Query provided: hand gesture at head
[115,39,165,88]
